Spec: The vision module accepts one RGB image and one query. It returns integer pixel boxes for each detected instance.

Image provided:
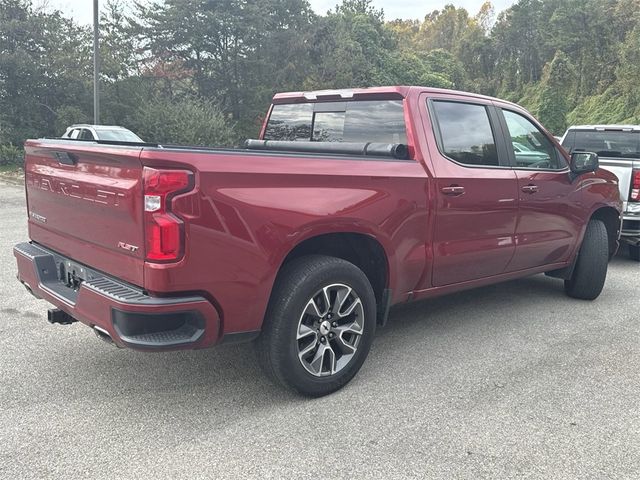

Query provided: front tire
[630,245,640,262]
[256,255,376,397]
[564,219,609,300]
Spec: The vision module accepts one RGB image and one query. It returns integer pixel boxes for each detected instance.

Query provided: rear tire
[564,219,609,300]
[630,245,640,262]
[256,255,376,397]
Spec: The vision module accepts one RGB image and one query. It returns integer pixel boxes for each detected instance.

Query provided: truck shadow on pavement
[11,258,629,432]
[58,274,569,397]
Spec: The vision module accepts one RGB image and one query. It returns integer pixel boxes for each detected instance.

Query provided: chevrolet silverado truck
[561,125,640,261]
[14,87,622,396]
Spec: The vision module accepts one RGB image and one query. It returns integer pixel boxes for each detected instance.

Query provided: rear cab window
[563,129,640,158]
[263,100,407,145]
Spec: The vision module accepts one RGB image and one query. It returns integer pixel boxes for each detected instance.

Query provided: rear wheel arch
[274,232,392,324]
[256,255,377,396]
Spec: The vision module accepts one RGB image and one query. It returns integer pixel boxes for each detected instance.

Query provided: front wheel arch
[564,219,609,300]
[547,207,620,280]
[589,206,621,259]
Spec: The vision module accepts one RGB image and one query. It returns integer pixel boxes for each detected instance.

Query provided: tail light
[631,169,640,202]
[143,167,193,261]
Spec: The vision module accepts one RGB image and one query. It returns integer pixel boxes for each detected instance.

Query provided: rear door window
[430,101,499,167]
[264,100,407,144]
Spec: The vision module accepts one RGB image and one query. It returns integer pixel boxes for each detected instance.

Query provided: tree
[616,26,640,105]
[305,0,396,88]
[537,51,575,134]
[127,95,235,146]
[134,0,314,138]
[4,0,640,150]
[0,0,92,143]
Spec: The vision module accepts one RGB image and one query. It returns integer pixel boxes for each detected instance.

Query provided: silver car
[511,141,552,166]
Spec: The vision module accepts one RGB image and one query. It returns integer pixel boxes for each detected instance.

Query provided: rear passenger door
[423,95,519,287]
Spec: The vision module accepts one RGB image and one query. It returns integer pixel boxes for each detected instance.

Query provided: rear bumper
[14,242,221,350]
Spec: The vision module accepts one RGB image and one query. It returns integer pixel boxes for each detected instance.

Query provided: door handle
[521,184,538,194]
[441,185,465,196]
[52,151,77,166]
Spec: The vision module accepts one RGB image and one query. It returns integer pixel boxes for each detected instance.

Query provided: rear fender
[269,219,398,296]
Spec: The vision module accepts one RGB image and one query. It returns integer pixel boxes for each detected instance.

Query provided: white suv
[62,124,143,143]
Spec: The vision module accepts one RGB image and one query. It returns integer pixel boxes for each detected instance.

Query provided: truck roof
[567,124,640,131]
[68,124,132,130]
[272,86,521,109]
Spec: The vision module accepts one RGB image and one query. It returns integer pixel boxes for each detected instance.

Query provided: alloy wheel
[296,283,365,377]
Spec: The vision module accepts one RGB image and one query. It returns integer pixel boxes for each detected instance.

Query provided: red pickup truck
[14,86,622,396]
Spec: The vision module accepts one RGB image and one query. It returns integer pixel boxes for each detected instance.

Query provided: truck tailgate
[24,140,145,286]
[599,157,637,205]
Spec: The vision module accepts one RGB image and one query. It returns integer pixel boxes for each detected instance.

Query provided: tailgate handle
[53,151,77,165]
[441,185,466,196]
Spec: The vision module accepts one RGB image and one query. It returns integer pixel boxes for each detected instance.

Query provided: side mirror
[570,151,598,175]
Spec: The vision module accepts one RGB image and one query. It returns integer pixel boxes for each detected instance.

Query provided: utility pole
[93,0,100,125]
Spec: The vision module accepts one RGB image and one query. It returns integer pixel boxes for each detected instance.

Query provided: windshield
[96,129,143,142]
[570,130,640,158]
[263,100,407,144]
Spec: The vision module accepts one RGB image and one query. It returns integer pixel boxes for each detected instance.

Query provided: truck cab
[15,86,623,396]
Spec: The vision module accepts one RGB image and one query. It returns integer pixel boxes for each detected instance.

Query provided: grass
[0,165,24,186]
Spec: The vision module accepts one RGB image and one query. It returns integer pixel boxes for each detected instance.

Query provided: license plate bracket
[60,260,87,290]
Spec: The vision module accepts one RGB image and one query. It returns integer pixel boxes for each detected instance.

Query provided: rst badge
[117,242,139,253]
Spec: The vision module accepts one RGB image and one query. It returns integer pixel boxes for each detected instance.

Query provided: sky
[36,0,517,25]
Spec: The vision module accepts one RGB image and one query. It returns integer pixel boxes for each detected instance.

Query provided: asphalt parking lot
[0,180,638,479]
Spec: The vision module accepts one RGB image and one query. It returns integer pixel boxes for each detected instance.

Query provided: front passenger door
[498,108,582,270]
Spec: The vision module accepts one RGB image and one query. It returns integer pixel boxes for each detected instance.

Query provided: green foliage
[54,106,91,135]
[126,95,236,147]
[0,0,92,144]
[567,88,640,125]
[386,51,453,89]
[537,51,575,134]
[422,50,466,89]
[0,144,24,166]
[538,86,567,135]
[306,1,395,88]
[135,0,314,138]
[616,26,640,105]
[2,0,640,149]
